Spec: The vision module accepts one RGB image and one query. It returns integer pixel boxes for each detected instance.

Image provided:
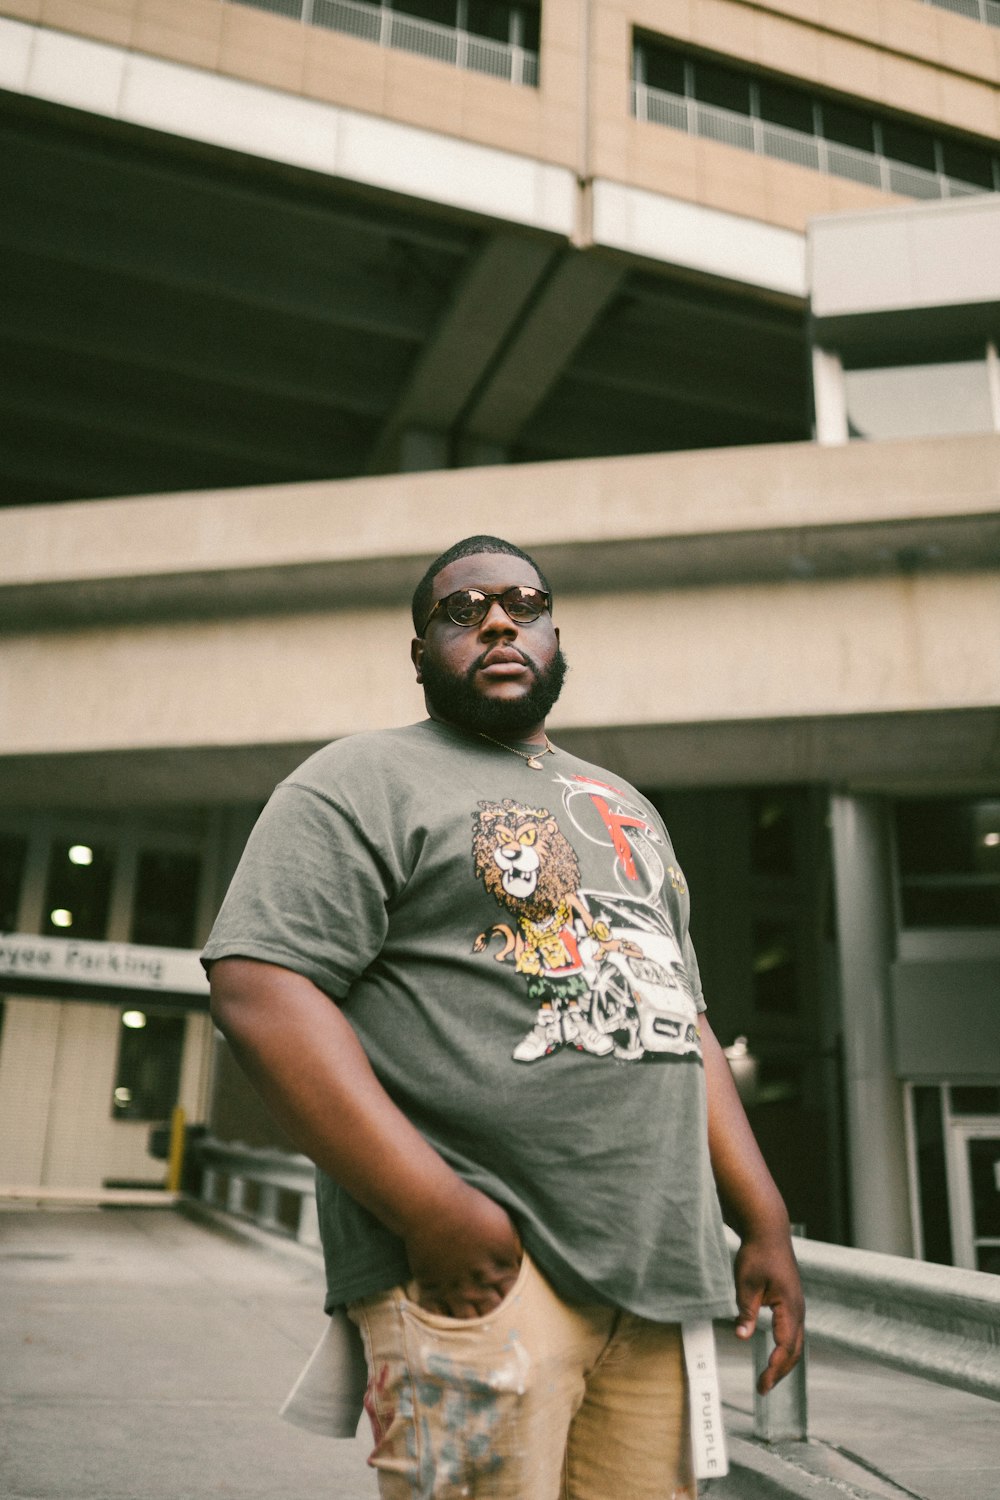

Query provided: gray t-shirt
[202,719,736,1322]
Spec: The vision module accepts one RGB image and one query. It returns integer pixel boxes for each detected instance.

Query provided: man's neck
[426,706,548,746]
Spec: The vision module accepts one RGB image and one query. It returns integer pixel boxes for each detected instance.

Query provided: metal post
[752,1309,809,1442]
[166,1104,186,1193]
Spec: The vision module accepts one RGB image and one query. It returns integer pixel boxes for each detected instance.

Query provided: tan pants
[347,1252,695,1500]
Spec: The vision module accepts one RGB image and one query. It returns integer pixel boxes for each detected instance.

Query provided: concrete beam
[2,573,998,760]
[461,252,626,444]
[367,231,560,471]
[2,708,998,812]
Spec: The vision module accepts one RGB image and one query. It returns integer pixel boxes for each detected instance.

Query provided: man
[204,534,804,1500]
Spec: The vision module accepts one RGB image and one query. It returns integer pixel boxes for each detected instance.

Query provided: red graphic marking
[587,796,651,882]
[571,773,626,795]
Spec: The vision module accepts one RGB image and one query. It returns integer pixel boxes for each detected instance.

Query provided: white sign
[0,932,209,996]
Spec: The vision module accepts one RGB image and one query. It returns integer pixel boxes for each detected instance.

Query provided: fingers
[758,1298,805,1392]
[748,1296,805,1393]
[414,1261,521,1319]
[734,1283,762,1341]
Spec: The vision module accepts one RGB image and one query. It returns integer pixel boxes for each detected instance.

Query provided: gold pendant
[526,755,544,769]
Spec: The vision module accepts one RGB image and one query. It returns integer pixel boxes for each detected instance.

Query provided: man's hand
[699,1017,806,1393]
[404,1180,523,1319]
[733,1229,805,1393]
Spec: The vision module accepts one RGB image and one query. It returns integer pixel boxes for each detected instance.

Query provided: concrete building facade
[0,0,998,1272]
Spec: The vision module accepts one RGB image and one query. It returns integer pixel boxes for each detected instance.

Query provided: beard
[421,646,568,737]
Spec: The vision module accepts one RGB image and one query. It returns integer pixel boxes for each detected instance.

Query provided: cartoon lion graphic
[471,799,637,1063]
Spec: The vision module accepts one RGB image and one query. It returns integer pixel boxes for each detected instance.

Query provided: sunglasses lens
[504,588,546,621]
[446,590,489,626]
[440,586,549,627]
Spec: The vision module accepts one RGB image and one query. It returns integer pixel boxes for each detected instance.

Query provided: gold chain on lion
[476,732,555,770]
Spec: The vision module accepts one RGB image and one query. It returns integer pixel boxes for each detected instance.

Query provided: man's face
[411,552,567,738]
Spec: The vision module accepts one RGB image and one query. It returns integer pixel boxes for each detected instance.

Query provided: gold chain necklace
[477,731,555,770]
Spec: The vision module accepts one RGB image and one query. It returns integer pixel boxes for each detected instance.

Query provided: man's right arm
[208,957,521,1316]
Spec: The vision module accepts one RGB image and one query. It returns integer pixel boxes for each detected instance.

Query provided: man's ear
[411,637,424,683]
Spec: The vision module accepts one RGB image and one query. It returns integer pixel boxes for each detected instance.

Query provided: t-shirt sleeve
[201,783,393,999]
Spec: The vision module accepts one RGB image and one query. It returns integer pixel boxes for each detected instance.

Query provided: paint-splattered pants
[347,1250,694,1500]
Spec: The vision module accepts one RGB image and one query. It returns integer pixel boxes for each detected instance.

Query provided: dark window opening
[130,850,202,949]
[112,1009,185,1122]
[941,138,995,189]
[819,100,876,153]
[759,80,813,134]
[0,833,28,931]
[639,43,685,95]
[912,1085,953,1265]
[950,1085,1000,1116]
[42,840,114,941]
[881,120,937,173]
[400,0,455,27]
[694,58,751,115]
[752,920,799,1014]
[749,792,798,878]
[895,797,1000,929]
[632,32,999,194]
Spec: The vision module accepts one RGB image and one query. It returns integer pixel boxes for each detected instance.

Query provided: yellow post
[166,1104,186,1193]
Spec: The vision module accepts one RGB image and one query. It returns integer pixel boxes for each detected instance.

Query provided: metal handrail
[923,0,1000,29]
[728,1227,1000,1418]
[229,0,539,87]
[197,1136,321,1246]
[199,1140,1000,1411]
[631,83,989,203]
[794,1233,1000,1402]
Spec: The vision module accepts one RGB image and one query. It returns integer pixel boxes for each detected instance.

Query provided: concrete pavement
[2,1204,996,1500]
[1,1203,377,1500]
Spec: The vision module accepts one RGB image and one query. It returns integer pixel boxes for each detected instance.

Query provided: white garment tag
[682,1320,729,1480]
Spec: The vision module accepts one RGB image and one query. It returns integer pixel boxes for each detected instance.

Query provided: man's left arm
[701,1016,805,1393]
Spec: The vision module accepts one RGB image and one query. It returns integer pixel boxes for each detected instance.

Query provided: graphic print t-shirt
[202,720,736,1322]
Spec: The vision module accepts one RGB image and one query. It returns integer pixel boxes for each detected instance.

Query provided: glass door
[947,1119,1000,1274]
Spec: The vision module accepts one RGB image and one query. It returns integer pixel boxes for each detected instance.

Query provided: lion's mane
[472,798,582,922]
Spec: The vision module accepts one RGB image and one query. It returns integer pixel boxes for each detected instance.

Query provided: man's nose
[477,600,516,635]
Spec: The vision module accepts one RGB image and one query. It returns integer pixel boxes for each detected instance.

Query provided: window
[910,1085,954,1265]
[0,833,28,931]
[235,0,540,82]
[749,792,798,878]
[631,33,1000,202]
[940,138,996,190]
[895,798,1000,928]
[819,100,875,154]
[42,840,114,940]
[759,80,813,135]
[112,1009,185,1121]
[879,120,937,173]
[641,46,685,96]
[130,850,202,949]
[694,58,751,115]
[752,920,799,1014]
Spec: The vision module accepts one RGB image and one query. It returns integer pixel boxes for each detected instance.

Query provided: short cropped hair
[411,535,552,635]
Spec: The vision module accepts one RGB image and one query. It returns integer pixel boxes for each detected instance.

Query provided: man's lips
[475,647,534,677]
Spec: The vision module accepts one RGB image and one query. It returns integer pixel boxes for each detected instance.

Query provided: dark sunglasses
[422,585,551,634]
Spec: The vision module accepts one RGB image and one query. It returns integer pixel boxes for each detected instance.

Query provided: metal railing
[727,1228,1000,1444]
[792,1233,1000,1403]
[198,1142,1000,1422]
[923,0,1000,28]
[198,1137,321,1248]
[231,0,538,86]
[632,84,989,203]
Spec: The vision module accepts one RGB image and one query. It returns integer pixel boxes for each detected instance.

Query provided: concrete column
[812,347,848,445]
[830,793,912,1255]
